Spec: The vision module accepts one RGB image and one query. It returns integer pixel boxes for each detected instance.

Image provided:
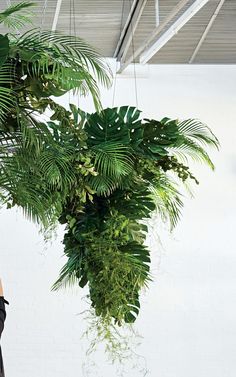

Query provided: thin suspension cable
[71,0,80,108]
[112,0,126,108]
[68,0,72,104]
[72,0,76,37]
[40,0,48,32]
[69,0,78,105]
[69,0,72,36]
[129,0,139,108]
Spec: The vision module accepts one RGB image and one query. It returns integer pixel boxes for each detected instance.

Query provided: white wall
[1,64,236,377]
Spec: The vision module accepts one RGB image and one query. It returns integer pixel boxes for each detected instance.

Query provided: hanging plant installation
[1,102,219,323]
[50,106,219,324]
[0,1,219,367]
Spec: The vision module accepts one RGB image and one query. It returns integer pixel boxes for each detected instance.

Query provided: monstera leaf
[120,241,151,323]
[139,117,179,157]
[109,186,156,220]
[84,107,181,159]
[85,106,143,146]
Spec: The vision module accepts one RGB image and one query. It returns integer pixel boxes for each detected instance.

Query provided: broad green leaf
[0,35,9,67]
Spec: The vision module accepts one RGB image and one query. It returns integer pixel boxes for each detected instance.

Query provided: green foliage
[0,62,16,123]
[0,1,111,144]
[0,81,218,364]
[0,2,220,369]
[0,101,218,326]
[0,35,9,67]
[47,106,219,327]
[166,118,219,167]
[85,106,142,146]
[0,126,72,227]
[0,0,219,344]
[0,1,35,30]
[13,29,111,108]
[0,0,110,224]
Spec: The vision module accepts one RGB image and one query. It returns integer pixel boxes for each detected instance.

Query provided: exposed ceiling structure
[1,0,236,70]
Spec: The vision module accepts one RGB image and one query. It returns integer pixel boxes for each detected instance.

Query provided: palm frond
[51,253,84,291]
[149,172,184,230]
[0,116,76,226]
[0,2,35,30]
[0,63,16,123]
[169,139,216,169]
[13,29,112,109]
[178,119,219,148]
[0,159,54,226]
[88,174,119,197]
[92,142,134,179]
[37,147,75,189]
[167,119,219,169]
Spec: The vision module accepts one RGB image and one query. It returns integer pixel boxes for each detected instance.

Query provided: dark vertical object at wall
[0,297,9,377]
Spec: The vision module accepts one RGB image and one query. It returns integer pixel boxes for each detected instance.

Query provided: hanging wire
[72,0,76,38]
[69,0,72,36]
[71,0,80,109]
[129,0,139,108]
[40,0,48,32]
[112,0,126,108]
[68,0,72,104]
[112,0,139,109]
[69,0,77,106]
[69,0,82,110]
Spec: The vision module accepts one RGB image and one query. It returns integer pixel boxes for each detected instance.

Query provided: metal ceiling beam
[117,0,190,73]
[114,0,148,64]
[189,0,226,63]
[140,0,210,64]
[51,0,63,31]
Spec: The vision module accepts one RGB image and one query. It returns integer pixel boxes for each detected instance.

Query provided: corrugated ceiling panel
[125,0,200,62]
[158,0,181,22]
[195,0,236,63]
[149,0,221,64]
[56,0,127,57]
